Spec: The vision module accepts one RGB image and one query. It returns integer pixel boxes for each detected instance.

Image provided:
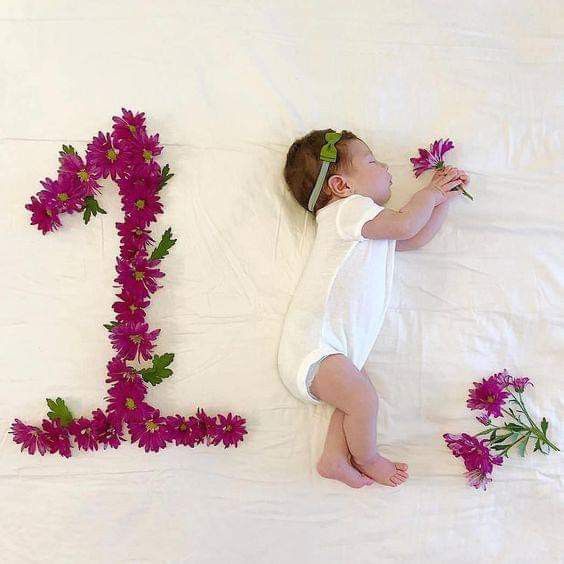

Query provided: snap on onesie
[277,194,396,405]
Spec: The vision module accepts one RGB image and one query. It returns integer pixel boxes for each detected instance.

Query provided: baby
[277,129,470,489]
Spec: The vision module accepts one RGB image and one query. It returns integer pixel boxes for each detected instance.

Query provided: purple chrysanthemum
[443,432,503,490]
[108,321,160,363]
[128,409,170,453]
[410,138,455,178]
[25,195,63,235]
[86,130,128,181]
[41,418,73,458]
[9,418,50,455]
[68,416,99,451]
[58,153,102,198]
[210,412,248,448]
[466,375,511,418]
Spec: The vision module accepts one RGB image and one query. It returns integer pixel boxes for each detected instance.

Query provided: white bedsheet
[1,1,563,562]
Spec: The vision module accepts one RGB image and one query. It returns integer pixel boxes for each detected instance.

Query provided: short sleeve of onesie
[336,195,386,241]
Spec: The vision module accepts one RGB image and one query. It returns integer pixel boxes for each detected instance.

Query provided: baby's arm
[396,200,451,251]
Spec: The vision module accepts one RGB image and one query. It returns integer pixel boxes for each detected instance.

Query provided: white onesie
[277,194,396,405]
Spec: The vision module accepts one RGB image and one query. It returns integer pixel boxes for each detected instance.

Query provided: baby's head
[283,129,392,215]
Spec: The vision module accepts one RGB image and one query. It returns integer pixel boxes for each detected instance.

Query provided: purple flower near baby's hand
[410,137,474,200]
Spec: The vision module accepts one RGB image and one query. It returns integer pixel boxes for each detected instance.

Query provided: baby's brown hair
[283,129,359,214]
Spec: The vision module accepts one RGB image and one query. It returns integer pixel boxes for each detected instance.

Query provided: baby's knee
[311,355,378,413]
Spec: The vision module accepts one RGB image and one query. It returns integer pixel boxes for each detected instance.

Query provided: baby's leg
[310,355,409,487]
[317,407,376,488]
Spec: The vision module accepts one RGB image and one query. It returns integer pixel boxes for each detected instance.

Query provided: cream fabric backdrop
[1,1,563,562]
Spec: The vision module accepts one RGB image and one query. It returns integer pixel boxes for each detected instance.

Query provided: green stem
[511,392,560,452]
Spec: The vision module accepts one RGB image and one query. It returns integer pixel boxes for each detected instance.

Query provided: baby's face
[345,139,392,205]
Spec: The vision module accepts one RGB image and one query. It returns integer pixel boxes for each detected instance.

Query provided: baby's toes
[395,469,409,479]
[395,462,408,471]
[389,475,403,486]
[391,473,407,484]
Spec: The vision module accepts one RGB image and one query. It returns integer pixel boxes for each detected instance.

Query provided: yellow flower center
[135,199,145,210]
[179,423,187,431]
[125,397,136,410]
[46,210,52,217]
[77,169,89,182]
[486,395,495,403]
[146,420,159,432]
[129,304,137,312]
[142,149,153,163]
[225,425,232,432]
[134,270,144,281]
[128,124,137,133]
[134,228,143,235]
[57,193,69,202]
[106,148,118,162]
[130,334,142,344]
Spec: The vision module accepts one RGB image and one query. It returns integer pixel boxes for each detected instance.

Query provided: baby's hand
[425,166,464,205]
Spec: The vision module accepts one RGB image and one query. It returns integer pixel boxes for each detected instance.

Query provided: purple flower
[492,368,513,389]
[443,432,503,490]
[512,377,534,393]
[410,138,455,178]
[25,195,63,235]
[68,416,99,451]
[128,409,170,453]
[467,375,511,418]
[476,413,491,426]
[9,418,50,455]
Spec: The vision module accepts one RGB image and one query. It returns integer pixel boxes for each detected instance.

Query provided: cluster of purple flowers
[12,108,247,456]
[443,369,538,491]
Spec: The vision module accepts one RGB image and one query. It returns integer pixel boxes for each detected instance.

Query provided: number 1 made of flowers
[11,108,247,457]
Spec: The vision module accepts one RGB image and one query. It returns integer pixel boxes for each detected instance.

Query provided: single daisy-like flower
[119,173,163,227]
[111,107,147,148]
[128,409,170,453]
[114,253,165,299]
[108,321,160,363]
[86,130,128,181]
[91,408,126,449]
[41,418,73,458]
[25,195,63,235]
[410,137,473,200]
[58,152,102,198]
[466,375,511,418]
[112,288,150,325]
[104,378,152,423]
[9,418,50,455]
[38,176,84,215]
[210,412,248,448]
[68,416,99,451]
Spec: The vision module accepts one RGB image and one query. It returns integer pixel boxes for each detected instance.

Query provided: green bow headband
[307,130,343,212]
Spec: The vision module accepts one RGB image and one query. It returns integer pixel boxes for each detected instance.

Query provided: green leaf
[58,144,77,158]
[139,353,175,386]
[157,164,174,191]
[104,321,119,332]
[490,445,508,451]
[46,397,74,427]
[82,196,107,225]
[540,417,548,435]
[533,438,542,452]
[505,423,528,432]
[149,227,177,260]
[517,434,530,457]
[490,433,512,445]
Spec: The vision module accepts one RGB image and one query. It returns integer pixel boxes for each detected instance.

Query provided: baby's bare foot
[317,453,376,489]
[351,453,409,487]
